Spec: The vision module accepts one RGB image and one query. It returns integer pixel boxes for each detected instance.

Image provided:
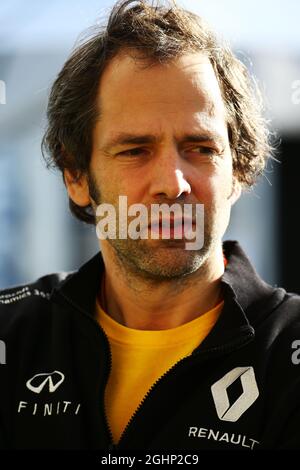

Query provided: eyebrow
[101,132,225,153]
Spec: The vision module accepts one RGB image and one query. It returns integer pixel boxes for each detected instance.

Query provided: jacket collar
[222,240,285,325]
[51,240,286,341]
[51,250,105,318]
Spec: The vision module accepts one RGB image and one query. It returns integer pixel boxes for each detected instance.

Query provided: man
[0,0,299,451]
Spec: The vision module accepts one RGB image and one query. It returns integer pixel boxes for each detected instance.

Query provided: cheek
[90,159,117,201]
[211,161,234,198]
[193,171,230,204]
[92,168,143,207]
[193,167,234,218]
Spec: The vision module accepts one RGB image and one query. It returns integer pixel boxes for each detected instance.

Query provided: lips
[148,218,196,239]
[148,218,195,229]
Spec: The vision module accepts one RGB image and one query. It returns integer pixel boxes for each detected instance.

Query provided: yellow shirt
[96,299,224,444]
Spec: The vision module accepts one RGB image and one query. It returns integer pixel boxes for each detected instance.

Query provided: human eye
[118,147,146,157]
[189,146,218,156]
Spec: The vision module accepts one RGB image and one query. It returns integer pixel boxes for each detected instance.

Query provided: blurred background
[0,0,299,291]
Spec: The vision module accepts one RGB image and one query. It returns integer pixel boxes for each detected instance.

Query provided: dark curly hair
[42,0,273,224]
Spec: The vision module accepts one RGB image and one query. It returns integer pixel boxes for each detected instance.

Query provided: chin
[138,253,205,281]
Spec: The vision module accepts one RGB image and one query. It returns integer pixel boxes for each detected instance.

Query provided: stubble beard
[88,173,217,282]
[106,219,215,282]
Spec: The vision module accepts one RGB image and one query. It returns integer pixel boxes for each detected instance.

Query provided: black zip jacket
[0,240,300,450]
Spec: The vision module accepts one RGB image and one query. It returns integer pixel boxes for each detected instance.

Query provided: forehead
[96,51,226,133]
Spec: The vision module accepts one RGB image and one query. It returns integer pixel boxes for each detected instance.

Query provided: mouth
[148,218,196,238]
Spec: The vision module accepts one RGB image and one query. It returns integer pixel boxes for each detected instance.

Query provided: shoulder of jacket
[264,291,300,345]
[279,290,300,314]
[0,271,74,307]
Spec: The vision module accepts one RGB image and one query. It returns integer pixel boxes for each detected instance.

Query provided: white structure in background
[0,80,6,105]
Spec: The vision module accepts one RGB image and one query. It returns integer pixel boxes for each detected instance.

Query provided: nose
[149,148,192,200]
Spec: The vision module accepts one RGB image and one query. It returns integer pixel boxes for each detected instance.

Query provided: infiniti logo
[19,370,80,417]
[26,371,65,394]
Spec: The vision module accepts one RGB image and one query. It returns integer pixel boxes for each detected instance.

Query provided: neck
[99,242,225,330]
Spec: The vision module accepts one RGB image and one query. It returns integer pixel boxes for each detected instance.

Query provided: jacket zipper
[89,321,250,449]
[55,289,254,450]
[99,325,116,450]
[116,328,254,448]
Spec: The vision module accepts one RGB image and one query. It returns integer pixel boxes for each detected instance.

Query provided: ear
[229,177,242,205]
[64,169,91,207]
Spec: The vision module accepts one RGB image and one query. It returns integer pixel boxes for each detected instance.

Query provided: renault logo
[211,366,259,422]
[26,371,65,394]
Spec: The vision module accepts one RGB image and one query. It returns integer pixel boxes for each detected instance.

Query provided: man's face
[84,51,240,280]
